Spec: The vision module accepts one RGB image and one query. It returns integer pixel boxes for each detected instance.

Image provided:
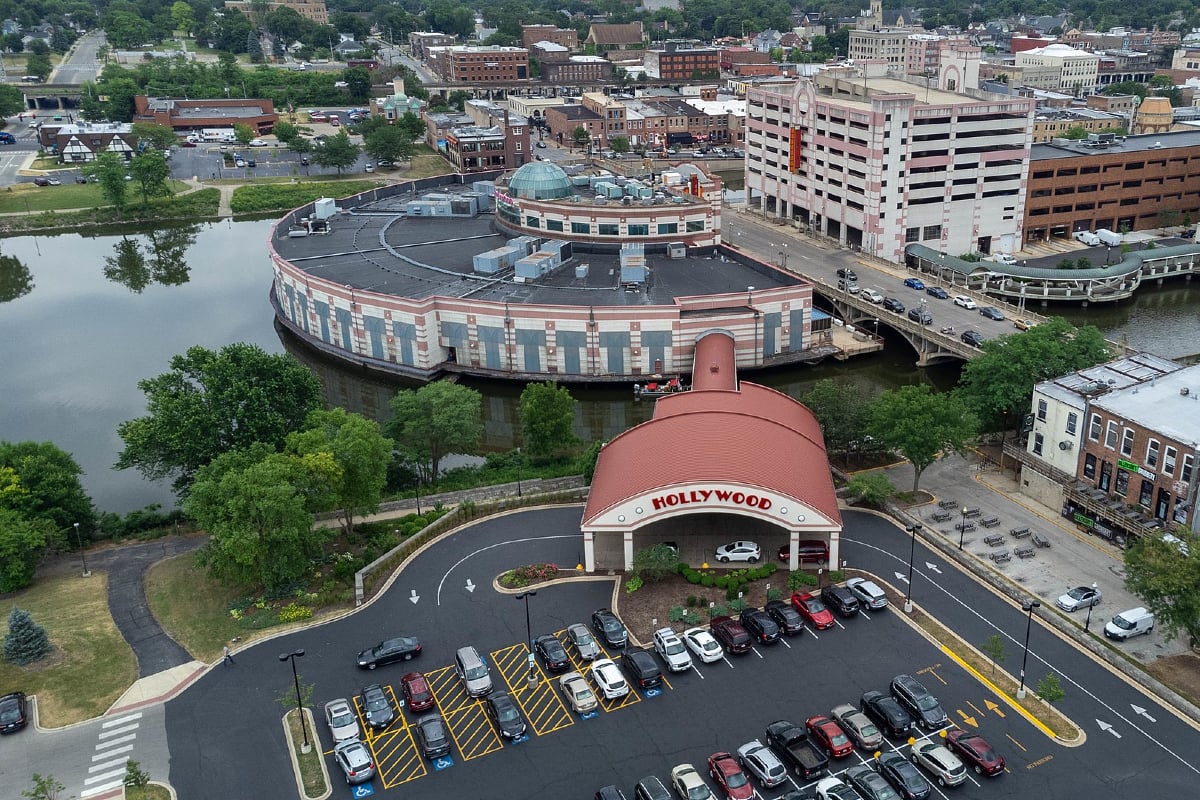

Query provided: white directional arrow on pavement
[1097,719,1122,738]
[409,589,420,605]
[894,571,909,584]
[925,562,942,574]
[466,579,476,593]
[1130,704,1157,722]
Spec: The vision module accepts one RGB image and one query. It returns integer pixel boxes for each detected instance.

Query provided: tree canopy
[387,382,482,480]
[310,130,361,174]
[801,379,874,460]
[1124,530,1200,647]
[116,344,321,495]
[83,151,130,213]
[128,150,173,206]
[867,385,977,492]
[0,440,95,533]
[519,381,577,458]
[363,125,414,164]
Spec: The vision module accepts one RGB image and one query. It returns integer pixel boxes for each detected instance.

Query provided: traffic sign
[351,783,375,798]
[434,756,455,771]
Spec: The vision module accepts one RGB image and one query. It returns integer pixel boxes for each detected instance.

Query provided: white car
[861,288,884,304]
[683,627,723,663]
[670,763,716,800]
[714,540,761,563]
[815,776,859,800]
[910,741,967,787]
[653,627,693,672]
[323,698,361,742]
[590,658,629,700]
[558,671,598,713]
[953,295,977,310]
[736,740,788,788]
[249,138,267,147]
[1056,585,1102,612]
[845,577,888,610]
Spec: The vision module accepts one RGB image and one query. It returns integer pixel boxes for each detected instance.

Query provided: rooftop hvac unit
[313,197,337,219]
[575,263,589,278]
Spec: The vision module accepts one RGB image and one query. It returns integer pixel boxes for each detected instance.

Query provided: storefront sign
[1117,458,1139,473]
[1072,511,1094,528]
[1138,467,1157,481]
[651,489,773,512]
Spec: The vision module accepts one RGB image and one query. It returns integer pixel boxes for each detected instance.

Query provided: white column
[623,530,635,572]
[789,529,800,573]
[584,530,596,573]
[828,530,840,574]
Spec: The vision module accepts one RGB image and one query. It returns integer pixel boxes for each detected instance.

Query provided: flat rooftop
[1032,130,1200,160]
[274,196,798,307]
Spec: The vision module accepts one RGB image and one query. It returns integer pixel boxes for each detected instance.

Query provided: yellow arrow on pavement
[986,699,1006,718]
[956,709,978,728]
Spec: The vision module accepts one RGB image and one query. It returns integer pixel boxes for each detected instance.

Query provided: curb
[280,707,331,800]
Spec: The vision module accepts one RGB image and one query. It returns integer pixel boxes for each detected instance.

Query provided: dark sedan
[979,306,1005,321]
[357,635,421,669]
[882,297,905,313]
[946,730,1005,776]
[621,649,663,690]
[359,683,395,729]
[877,751,932,800]
[925,286,949,299]
[0,692,28,734]
[738,607,781,644]
[820,585,861,617]
[861,690,914,739]
[534,634,570,672]
[961,330,984,347]
[415,713,451,758]
[764,599,806,635]
[485,692,527,739]
[591,608,628,649]
[907,308,933,325]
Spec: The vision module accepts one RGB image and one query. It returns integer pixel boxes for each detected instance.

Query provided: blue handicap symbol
[433,756,455,771]
[580,710,599,720]
[512,732,529,744]
[351,783,375,798]
[644,687,663,698]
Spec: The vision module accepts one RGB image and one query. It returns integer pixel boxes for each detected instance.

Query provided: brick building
[644,41,720,80]
[541,56,613,84]
[521,24,577,49]
[427,45,530,83]
[132,95,278,134]
[225,0,326,24]
[408,31,456,61]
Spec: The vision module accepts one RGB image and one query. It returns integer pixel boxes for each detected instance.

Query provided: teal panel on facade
[558,330,586,373]
[335,307,354,352]
[392,321,416,365]
[314,300,331,343]
[789,309,805,351]
[763,311,781,357]
[516,329,545,372]
[363,316,385,360]
[478,325,505,370]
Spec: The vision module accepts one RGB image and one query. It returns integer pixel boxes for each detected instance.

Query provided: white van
[1104,607,1154,641]
[1073,231,1100,246]
[1095,228,1123,247]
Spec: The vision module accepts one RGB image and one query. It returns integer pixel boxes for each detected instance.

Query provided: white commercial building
[1015,44,1100,96]
[744,60,1033,263]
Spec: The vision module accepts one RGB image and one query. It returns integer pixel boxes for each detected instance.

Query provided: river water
[1,219,1196,513]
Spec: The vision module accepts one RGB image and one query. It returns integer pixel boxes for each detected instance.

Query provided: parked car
[910,741,967,787]
[597,786,629,800]
[568,622,602,660]
[845,577,888,609]
[806,715,854,758]
[790,591,835,630]
[890,674,948,730]
[634,776,672,800]
[960,330,985,347]
[536,140,547,148]
[249,138,267,147]
[764,719,830,780]
[814,777,860,800]
[821,585,861,617]
[739,607,781,644]
[979,306,1005,321]
[324,698,360,742]
[861,288,884,304]
[945,730,1005,776]
[710,616,752,654]
[882,297,905,313]
[715,540,760,563]
[925,286,950,299]
[358,635,421,669]
[907,308,933,325]
[592,608,629,648]
[764,599,806,635]
[777,539,828,564]
[953,295,977,309]
[333,739,375,785]
[622,649,663,690]
[359,684,394,729]
[903,277,926,290]
[1013,318,1036,330]
[707,751,754,800]
[846,764,901,800]
[534,634,570,673]
[559,671,598,713]
[33,177,53,186]
[830,703,884,750]
[671,763,716,800]
[1056,585,1102,612]
[836,268,857,281]
[861,690,914,739]
[0,692,28,734]
[591,658,630,699]
[736,740,788,788]
[876,751,932,800]
[454,645,493,697]
[400,671,434,712]
[653,627,693,672]
[683,626,724,662]
[1104,606,1155,640]
[838,278,860,293]
[415,713,451,758]
[485,692,527,739]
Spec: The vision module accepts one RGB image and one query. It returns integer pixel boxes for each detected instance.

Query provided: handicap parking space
[423,665,503,762]
[367,721,427,788]
[490,643,575,736]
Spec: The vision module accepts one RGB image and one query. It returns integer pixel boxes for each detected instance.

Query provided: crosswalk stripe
[98,724,138,740]
[83,768,126,785]
[89,757,130,774]
[95,733,136,750]
[80,782,122,799]
[93,744,133,761]
[101,712,142,728]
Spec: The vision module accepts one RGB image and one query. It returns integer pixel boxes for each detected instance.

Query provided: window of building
[1115,468,1130,495]
[1066,412,1078,435]
[525,215,540,228]
[1165,446,1177,476]
[1105,420,1118,449]
[546,219,563,231]
[1037,399,1047,421]
[628,223,649,236]
[571,221,590,234]
[1083,453,1097,479]
[598,223,619,236]
[1146,439,1160,468]
[1182,453,1194,483]
[1032,433,1044,456]
[685,220,704,232]
[1138,479,1153,508]
[923,224,942,240]
[1121,428,1134,457]
[658,223,678,234]
[1089,413,1101,441]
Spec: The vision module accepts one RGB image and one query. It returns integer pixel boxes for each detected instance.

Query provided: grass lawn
[145,553,244,663]
[288,710,328,799]
[128,784,172,800]
[0,181,192,214]
[0,574,137,726]
[402,147,453,180]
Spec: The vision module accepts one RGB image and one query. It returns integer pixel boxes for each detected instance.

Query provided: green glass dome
[507,161,573,200]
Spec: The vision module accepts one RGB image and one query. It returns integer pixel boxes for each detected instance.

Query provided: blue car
[903,277,926,290]
[925,286,949,299]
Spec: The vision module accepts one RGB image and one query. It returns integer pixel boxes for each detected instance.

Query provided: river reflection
[0,253,33,302]
[101,225,199,293]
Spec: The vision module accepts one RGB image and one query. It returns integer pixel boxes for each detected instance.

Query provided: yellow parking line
[442,703,503,761]
[371,725,427,788]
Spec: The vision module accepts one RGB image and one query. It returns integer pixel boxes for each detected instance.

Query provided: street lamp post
[415,473,422,516]
[959,507,968,550]
[279,649,310,750]
[73,522,90,577]
[1084,582,1098,633]
[515,447,523,498]
[515,591,537,687]
[904,523,920,613]
[1017,601,1041,699]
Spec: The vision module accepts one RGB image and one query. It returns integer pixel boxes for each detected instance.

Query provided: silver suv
[333,739,375,785]
[911,741,967,787]
[455,646,493,697]
[652,628,692,672]
[736,740,787,788]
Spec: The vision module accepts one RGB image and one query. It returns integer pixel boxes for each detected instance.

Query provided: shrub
[229,181,383,213]
[685,570,702,585]
[766,587,783,602]
[683,611,702,626]
[788,570,818,591]
[686,595,699,607]
[827,569,846,583]
[709,603,728,618]
[701,574,715,587]
[728,598,747,612]
[725,586,739,601]
[715,575,729,590]
[633,544,679,582]
[669,606,686,623]
[278,603,313,623]
[625,575,643,594]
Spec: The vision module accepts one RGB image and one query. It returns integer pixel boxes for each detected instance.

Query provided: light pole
[1017,601,1041,699]
[516,591,537,686]
[415,473,423,516]
[904,523,920,613]
[73,522,90,577]
[279,649,310,749]
[1084,582,1098,633]
[515,447,523,498]
[959,507,968,550]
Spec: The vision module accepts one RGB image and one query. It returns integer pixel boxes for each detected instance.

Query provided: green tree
[83,151,130,215]
[233,123,256,145]
[957,317,1111,434]
[123,760,151,795]
[580,439,604,483]
[0,84,24,118]
[2,32,22,53]
[186,447,332,590]
[1036,673,1065,705]
[343,66,371,101]
[25,52,52,81]
[0,510,53,593]
[982,634,1006,676]
[170,1,196,35]
[20,773,65,800]
[519,381,577,458]
[3,607,52,665]
[801,379,873,460]
[1124,530,1200,646]
[633,544,680,582]
[128,150,172,206]
[1157,208,1180,231]
[286,408,392,535]
[272,120,299,144]
[363,125,413,164]
[386,382,482,480]
[398,111,425,141]
[844,472,895,508]
[0,440,95,533]
[571,125,590,151]
[867,385,977,492]
[132,121,179,152]
[103,10,152,49]
[310,130,361,175]
[116,343,321,495]
[610,135,630,155]
[1063,125,1089,140]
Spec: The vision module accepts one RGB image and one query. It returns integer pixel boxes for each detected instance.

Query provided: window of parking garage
[571,221,590,234]
[547,219,563,231]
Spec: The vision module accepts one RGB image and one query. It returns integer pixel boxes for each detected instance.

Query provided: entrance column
[828,530,841,575]
[788,529,800,572]
[583,530,596,573]
[623,530,634,572]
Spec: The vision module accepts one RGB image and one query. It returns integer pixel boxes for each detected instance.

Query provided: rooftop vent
[1183,387,1191,396]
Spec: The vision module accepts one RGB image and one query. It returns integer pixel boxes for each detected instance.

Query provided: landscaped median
[282,707,329,800]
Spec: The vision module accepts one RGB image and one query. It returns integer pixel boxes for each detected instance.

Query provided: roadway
[49,30,107,86]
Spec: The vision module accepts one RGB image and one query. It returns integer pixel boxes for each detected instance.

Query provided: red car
[946,730,1005,776]
[710,616,752,654]
[791,592,835,630]
[805,715,854,758]
[400,672,435,712]
[707,751,754,800]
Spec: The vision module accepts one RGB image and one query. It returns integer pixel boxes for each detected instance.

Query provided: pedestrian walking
[223,644,235,665]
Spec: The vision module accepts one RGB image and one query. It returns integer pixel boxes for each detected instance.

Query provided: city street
[50,30,107,85]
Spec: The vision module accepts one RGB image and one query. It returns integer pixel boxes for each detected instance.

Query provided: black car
[925,286,949,299]
[357,635,422,669]
[621,649,663,689]
[0,692,28,734]
[861,690,914,739]
[591,608,628,649]
[876,752,932,800]
[764,599,806,635]
[960,330,984,347]
[820,585,861,617]
[360,683,395,729]
[415,713,451,758]
[836,268,858,281]
[846,764,899,800]
[485,692,527,739]
[738,607,781,644]
[710,615,752,654]
[907,308,933,325]
[882,297,905,313]
[890,674,948,729]
[534,634,570,672]
[979,306,1005,321]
